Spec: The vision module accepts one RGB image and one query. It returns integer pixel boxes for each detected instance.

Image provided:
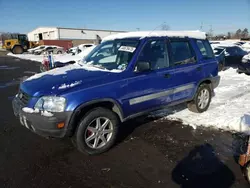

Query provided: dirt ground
[0,55,249,188]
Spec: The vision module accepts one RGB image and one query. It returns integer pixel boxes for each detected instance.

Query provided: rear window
[196,40,214,59]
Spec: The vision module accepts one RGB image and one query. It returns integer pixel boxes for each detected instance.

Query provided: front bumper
[12,97,73,138]
[238,63,250,74]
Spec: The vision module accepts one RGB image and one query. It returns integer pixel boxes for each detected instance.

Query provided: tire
[57,51,62,54]
[12,45,24,54]
[187,84,212,113]
[73,107,119,155]
[218,63,224,72]
[244,162,250,184]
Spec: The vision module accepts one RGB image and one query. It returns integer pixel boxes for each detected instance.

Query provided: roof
[28,27,126,34]
[102,30,206,41]
[57,27,126,33]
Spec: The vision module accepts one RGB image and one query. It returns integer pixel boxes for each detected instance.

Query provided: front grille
[17,89,30,106]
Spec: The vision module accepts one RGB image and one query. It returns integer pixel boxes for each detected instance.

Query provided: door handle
[196,66,202,71]
[164,73,171,78]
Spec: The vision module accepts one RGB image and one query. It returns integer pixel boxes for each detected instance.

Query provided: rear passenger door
[168,38,203,101]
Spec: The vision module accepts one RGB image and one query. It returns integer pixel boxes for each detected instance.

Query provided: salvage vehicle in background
[238,54,250,75]
[215,45,248,68]
[213,47,226,71]
[67,44,95,54]
[2,34,39,54]
[12,31,220,155]
[34,46,64,55]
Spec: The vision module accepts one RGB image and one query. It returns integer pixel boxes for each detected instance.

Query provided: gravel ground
[0,55,249,188]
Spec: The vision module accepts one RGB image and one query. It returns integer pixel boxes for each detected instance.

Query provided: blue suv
[12,31,220,155]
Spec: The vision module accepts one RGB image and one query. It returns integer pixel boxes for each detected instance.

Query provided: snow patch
[102,30,206,42]
[41,110,53,117]
[151,68,250,134]
[22,107,39,113]
[25,63,121,82]
[58,80,82,89]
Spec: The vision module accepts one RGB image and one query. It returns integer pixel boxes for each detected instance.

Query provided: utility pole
[200,22,203,31]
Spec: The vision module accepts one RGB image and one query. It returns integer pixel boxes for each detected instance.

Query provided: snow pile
[22,107,39,113]
[41,110,53,117]
[102,30,206,42]
[7,46,96,63]
[8,53,45,62]
[54,45,96,63]
[154,68,250,134]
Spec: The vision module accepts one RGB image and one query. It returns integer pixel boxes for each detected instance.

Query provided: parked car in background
[12,31,220,155]
[213,45,248,68]
[238,54,250,75]
[34,46,64,55]
[67,44,95,54]
[213,47,226,71]
[28,45,46,54]
[40,45,96,72]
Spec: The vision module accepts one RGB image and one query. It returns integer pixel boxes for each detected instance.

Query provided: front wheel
[73,107,119,155]
[187,84,212,113]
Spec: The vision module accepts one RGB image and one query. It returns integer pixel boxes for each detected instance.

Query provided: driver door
[123,38,176,117]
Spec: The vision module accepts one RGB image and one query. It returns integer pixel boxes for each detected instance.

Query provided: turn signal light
[57,122,65,129]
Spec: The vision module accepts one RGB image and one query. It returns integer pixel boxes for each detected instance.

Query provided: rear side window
[170,40,196,65]
[196,40,214,59]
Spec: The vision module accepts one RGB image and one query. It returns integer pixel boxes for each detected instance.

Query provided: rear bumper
[12,97,73,138]
[211,76,220,89]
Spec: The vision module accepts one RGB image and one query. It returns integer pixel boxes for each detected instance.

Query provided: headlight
[242,59,248,63]
[35,96,66,112]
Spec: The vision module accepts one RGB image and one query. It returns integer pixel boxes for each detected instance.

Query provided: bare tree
[235,29,242,39]
[242,28,249,38]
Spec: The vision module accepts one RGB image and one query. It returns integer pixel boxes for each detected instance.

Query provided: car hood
[21,64,122,97]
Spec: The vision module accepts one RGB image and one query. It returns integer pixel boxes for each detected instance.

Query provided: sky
[0,0,249,34]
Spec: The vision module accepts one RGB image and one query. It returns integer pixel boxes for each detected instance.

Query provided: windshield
[82,39,140,71]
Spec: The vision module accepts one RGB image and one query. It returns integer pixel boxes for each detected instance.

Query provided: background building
[27,27,125,45]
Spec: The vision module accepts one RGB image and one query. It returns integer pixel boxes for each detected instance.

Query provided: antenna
[147,22,167,37]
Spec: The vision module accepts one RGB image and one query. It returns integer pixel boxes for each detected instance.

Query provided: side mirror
[135,61,151,72]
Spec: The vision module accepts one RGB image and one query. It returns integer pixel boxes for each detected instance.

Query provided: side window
[202,40,214,58]
[137,39,169,70]
[226,47,237,56]
[170,40,195,65]
[196,40,214,59]
[196,40,207,56]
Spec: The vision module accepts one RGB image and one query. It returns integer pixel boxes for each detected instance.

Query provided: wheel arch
[67,98,124,136]
[192,79,213,100]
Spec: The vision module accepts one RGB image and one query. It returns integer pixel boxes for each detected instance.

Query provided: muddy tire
[12,45,24,54]
[73,107,119,155]
[187,84,212,113]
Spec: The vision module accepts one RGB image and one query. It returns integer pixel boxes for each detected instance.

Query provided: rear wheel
[187,84,212,113]
[12,45,24,54]
[73,107,119,155]
[57,51,62,54]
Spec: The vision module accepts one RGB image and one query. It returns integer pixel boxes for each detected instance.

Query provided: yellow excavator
[2,34,39,54]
